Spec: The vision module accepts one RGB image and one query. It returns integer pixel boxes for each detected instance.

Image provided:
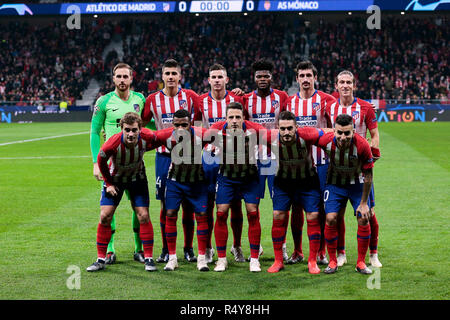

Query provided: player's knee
[306,211,319,220]
[357,217,369,226]
[273,211,286,221]
[247,210,259,222]
[325,213,338,226]
[166,209,177,218]
[216,210,228,222]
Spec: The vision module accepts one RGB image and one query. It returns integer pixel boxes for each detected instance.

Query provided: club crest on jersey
[313,102,321,111]
[272,100,280,109]
[179,100,187,109]
[134,104,140,113]
[352,111,360,120]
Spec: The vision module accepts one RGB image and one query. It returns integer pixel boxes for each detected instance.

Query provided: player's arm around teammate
[86,113,161,273]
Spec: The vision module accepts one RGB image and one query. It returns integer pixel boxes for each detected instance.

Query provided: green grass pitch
[0,121,449,300]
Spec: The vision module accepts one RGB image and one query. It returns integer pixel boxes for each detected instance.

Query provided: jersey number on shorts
[323,190,330,202]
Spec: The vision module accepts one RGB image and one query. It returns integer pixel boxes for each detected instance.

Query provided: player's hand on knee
[356,203,370,220]
[106,185,119,196]
[93,163,103,181]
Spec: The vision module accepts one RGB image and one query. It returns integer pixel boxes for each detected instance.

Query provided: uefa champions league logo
[0,4,33,15]
[405,0,450,10]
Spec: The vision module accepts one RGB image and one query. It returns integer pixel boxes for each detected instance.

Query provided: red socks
[97,223,112,259]
[214,211,229,258]
[307,218,321,262]
[324,224,338,264]
[357,224,371,265]
[291,206,304,254]
[165,216,178,255]
[139,221,154,259]
[337,214,346,255]
[369,213,379,254]
[272,218,287,262]
[195,215,209,255]
[159,209,168,250]
[247,211,261,259]
[182,208,195,250]
[230,203,243,247]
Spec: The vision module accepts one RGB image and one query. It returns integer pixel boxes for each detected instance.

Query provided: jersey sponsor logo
[271,100,280,109]
[134,104,140,113]
[296,115,317,127]
[313,102,321,111]
[352,111,360,120]
[99,150,107,158]
[179,100,187,109]
[93,106,100,115]
[208,117,225,123]
[253,113,276,123]
[162,113,174,124]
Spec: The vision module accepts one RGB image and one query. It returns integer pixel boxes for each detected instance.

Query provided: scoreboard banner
[1,1,449,15]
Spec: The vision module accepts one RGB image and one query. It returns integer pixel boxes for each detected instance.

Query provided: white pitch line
[0,155,90,160]
[0,131,89,146]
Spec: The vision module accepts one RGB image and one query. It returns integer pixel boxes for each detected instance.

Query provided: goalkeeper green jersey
[90,90,146,163]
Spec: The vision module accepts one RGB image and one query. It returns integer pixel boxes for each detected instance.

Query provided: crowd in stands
[1,14,448,106]
[0,19,112,106]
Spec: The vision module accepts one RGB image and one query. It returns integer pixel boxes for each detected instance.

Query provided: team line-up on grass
[87,59,382,275]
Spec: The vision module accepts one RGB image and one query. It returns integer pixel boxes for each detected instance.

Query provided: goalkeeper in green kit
[90,63,147,264]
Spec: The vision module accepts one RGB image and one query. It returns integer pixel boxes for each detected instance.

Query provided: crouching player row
[87,112,160,272]
[266,111,376,274]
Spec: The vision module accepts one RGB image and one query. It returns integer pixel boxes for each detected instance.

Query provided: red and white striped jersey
[142,88,198,153]
[288,90,336,165]
[155,127,207,183]
[328,97,378,139]
[266,127,324,180]
[317,132,374,185]
[194,91,244,128]
[209,120,265,179]
[243,89,288,129]
[98,128,160,187]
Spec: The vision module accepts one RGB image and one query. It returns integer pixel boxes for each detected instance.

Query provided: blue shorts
[100,179,149,207]
[165,179,208,213]
[323,183,372,216]
[257,158,276,199]
[155,152,172,200]
[202,152,220,194]
[369,184,375,207]
[271,176,321,212]
[215,174,261,205]
[316,163,329,195]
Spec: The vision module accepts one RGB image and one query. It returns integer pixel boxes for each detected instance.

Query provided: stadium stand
[1,14,448,106]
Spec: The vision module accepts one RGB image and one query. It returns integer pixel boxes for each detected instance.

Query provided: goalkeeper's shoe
[105,252,116,265]
[134,251,145,263]
[144,258,157,272]
[156,249,169,263]
[184,247,197,262]
[86,259,106,272]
